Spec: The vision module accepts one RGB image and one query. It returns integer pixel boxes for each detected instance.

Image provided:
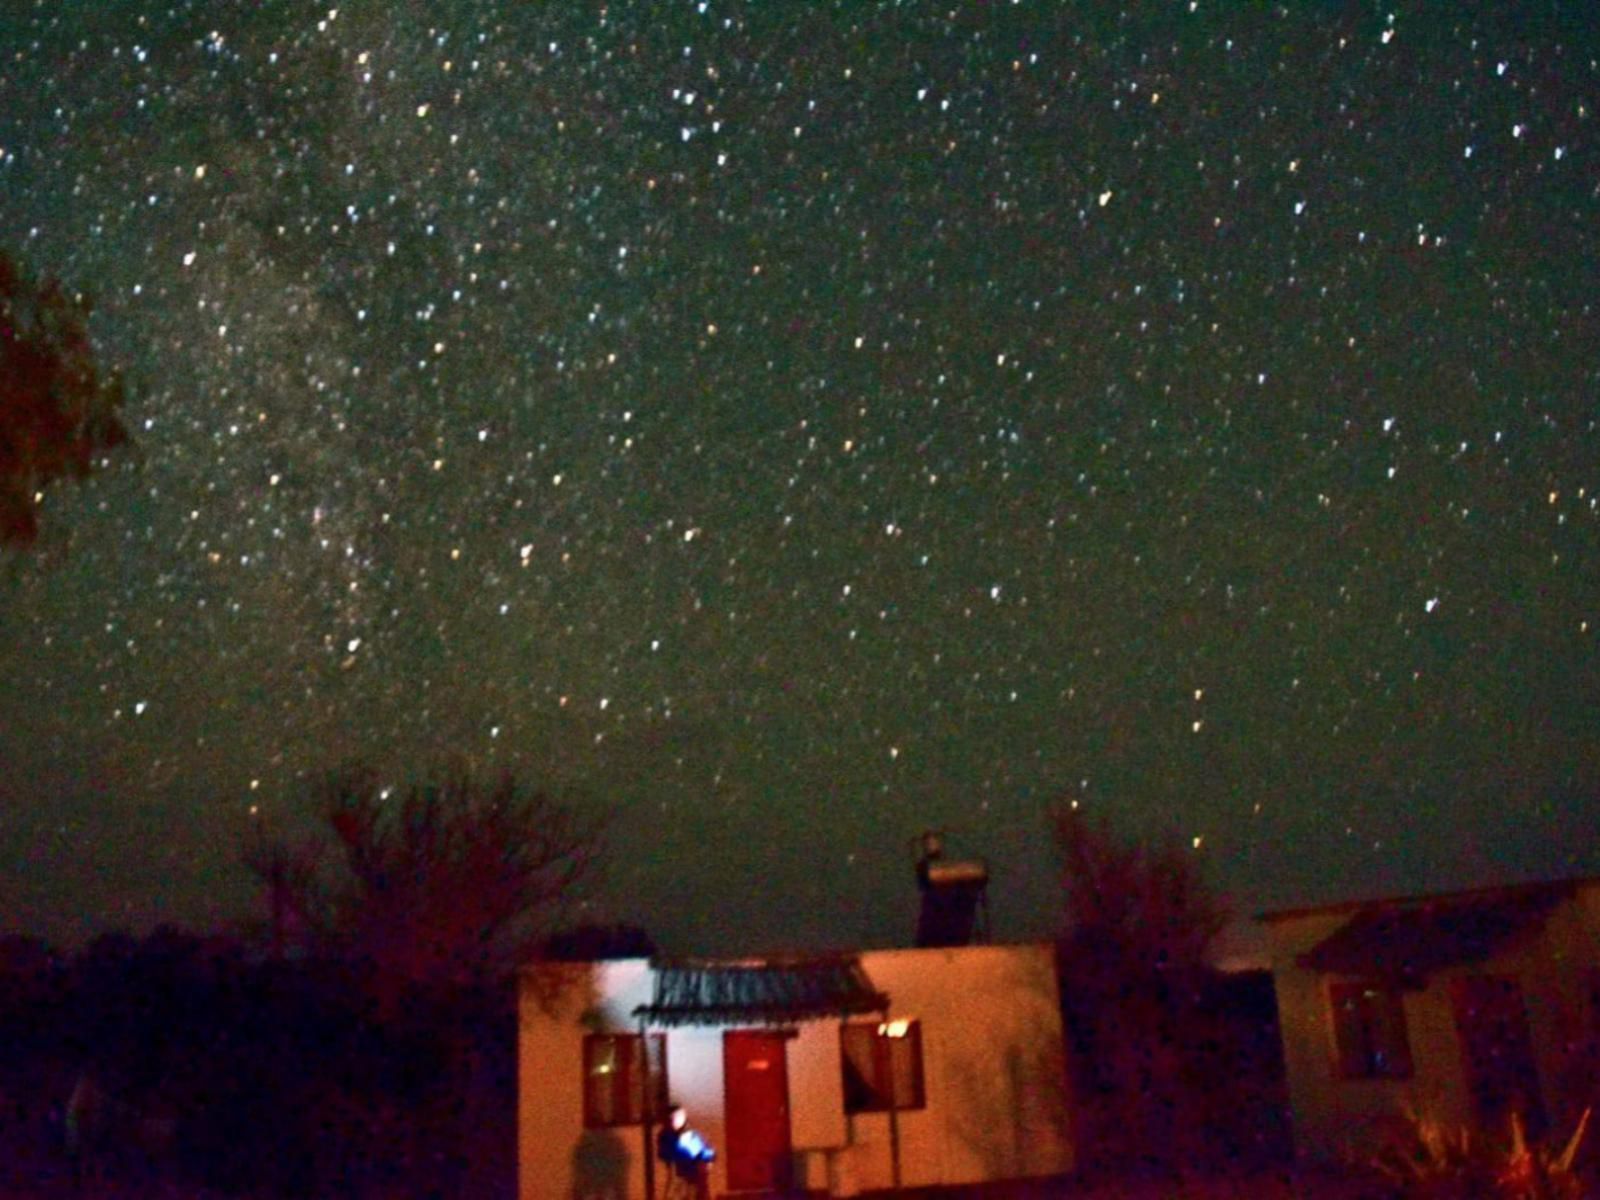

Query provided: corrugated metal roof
[634,954,888,1027]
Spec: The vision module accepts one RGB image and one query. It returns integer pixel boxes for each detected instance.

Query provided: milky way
[3,3,1597,953]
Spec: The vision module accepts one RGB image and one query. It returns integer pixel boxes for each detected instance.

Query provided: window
[1330,981,1412,1079]
[583,1033,667,1128]
[841,1019,925,1112]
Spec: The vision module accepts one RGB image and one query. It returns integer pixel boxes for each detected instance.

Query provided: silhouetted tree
[1051,803,1235,1174]
[0,249,129,547]
[245,764,602,988]
[238,769,602,1197]
[1054,803,1228,972]
[0,933,66,1143]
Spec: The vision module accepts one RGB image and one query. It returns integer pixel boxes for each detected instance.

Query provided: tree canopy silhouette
[1054,803,1229,977]
[0,249,129,547]
[1051,803,1242,1172]
[246,765,602,988]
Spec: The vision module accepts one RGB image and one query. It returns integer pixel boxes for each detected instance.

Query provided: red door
[723,1031,792,1192]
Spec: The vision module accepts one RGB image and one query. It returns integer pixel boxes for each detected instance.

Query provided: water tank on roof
[913,829,990,948]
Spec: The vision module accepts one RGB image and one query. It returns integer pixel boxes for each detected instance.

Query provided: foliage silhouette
[0,924,519,1198]
[1052,803,1288,1173]
[245,763,602,989]
[0,249,129,547]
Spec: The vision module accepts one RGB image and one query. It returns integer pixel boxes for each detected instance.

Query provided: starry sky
[2,2,1597,956]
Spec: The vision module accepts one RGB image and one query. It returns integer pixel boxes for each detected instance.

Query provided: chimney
[913,830,990,947]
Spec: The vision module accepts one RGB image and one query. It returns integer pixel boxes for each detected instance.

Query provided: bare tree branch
[244,765,603,987]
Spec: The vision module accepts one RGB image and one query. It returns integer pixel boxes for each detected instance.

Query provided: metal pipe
[883,1007,902,1191]
[640,1016,656,1200]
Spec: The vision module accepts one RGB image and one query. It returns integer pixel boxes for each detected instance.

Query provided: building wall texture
[1264,881,1600,1166]
[518,943,1073,1199]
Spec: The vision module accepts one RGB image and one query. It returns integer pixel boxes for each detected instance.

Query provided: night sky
[3,2,1597,957]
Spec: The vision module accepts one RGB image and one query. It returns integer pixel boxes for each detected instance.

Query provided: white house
[1262,877,1600,1164]
[518,942,1073,1198]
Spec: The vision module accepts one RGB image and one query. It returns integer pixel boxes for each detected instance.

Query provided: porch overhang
[1297,886,1567,987]
[633,954,889,1027]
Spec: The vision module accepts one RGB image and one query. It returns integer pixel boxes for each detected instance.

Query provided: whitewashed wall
[518,943,1074,1200]
[1265,882,1600,1165]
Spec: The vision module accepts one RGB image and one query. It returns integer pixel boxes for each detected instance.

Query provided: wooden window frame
[1329,980,1413,1080]
[841,1019,927,1113]
[582,1032,668,1128]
